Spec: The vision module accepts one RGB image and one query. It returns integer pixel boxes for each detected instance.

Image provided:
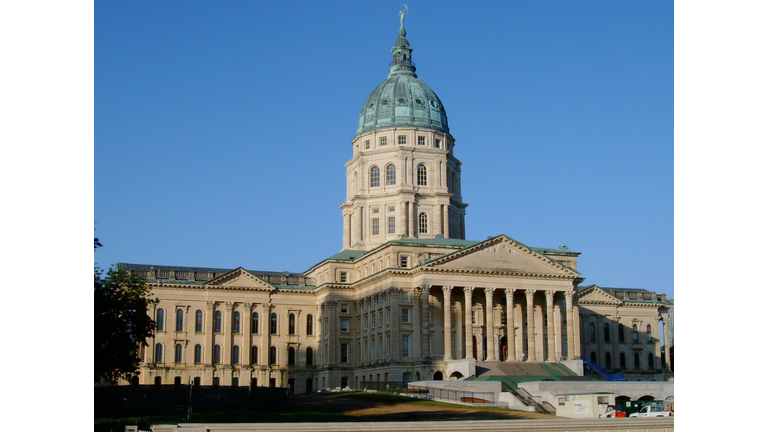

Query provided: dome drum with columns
[118,11,672,392]
[342,18,466,252]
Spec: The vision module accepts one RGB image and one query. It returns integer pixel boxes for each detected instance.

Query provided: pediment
[577,286,622,305]
[425,236,578,277]
[205,267,274,290]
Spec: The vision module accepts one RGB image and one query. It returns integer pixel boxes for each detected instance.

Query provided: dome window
[381,99,389,105]
[415,98,423,105]
[398,98,406,104]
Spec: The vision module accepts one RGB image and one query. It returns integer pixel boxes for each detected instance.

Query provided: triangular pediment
[577,285,622,305]
[205,267,275,290]
[424,235,578,277]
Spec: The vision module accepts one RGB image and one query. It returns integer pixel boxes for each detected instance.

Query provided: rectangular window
[401,335,411,357]
[401,307,411,323]
[400,256,409,268]
[340,272,348,283]
[418,136,425,146]
[364,140,370,149]
[372,207,380,213]
[398,135,406,145]
[341,344,348,363]
[388,217,395,234]
[341,303,349,313]
[372,314,375,327]
[380,136,387,146]
[372,218,380,235]
[435,138,441,148]
[341,319,349,332]
[401,291,410,302]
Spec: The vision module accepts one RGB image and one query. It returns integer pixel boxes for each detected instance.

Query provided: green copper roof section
[357,14,449,135]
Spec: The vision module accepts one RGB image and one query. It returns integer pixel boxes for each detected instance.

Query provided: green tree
[95,242,156,383]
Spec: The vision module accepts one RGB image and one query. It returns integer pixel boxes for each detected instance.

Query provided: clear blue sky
[94,1,673,296]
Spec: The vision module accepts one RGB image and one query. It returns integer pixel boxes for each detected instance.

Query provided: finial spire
[389,5,416,77]
[398,4,409,29]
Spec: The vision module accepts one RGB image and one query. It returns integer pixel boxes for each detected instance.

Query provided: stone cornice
[414,266,578,281]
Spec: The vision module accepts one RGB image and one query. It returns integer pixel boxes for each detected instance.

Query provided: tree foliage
[94,255,156,384]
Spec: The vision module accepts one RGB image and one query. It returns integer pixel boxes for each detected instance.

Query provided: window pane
[195,310,203,332]
[176,309,184,332]
[386,164,396,185]
[215,311,222,333]
[156,309,165,331]
[370,166,380,187]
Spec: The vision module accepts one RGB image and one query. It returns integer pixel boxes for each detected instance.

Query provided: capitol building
[119,15,672,393]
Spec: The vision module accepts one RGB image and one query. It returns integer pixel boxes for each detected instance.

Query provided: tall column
[484,287,496,361]
[408,201,415,238]
[565,291,575,360]
[358,300,364,363]
[612,317,620,369]
[572,299,582,359]
[421,285,431,358]
[525,289,535,361]
[545,291,555,362]
[442,286,453,360]
[206,301,216,365]
[261,303,271,366]
[327,300,338,365]
[412,287,422,358]
[223,302,234,364]
[443,204,449,236]
[400,201,407,236]
[505,288,516,362]
[343,214,351,248]
[389,288,401,361]
[243,303,253,365]
[463,287,473,360]
[664,317,672,371]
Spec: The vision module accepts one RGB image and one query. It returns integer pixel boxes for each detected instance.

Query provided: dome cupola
[356,12,449,135]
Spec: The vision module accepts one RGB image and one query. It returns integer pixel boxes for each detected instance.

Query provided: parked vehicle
[629,403,673,418]
[601,405,627,418]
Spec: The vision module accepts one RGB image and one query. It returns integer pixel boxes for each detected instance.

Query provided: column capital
[242,302,253,311]
[484,287,494,297]
[505,287,516,297]
[442,286,453,296]
[262,302,273,312]
[463,286,474,296]
[525,288,535,299]
[225,302,234,311]
[545,290,555,302]
[206,301,216,311]
[564,290,574,300]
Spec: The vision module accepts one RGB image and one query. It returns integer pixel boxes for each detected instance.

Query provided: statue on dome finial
[399,4,409,28]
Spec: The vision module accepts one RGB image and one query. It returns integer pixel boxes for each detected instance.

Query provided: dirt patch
[288,393,554,421]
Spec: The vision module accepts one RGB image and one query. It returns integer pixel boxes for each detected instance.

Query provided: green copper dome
[357,22,449,135]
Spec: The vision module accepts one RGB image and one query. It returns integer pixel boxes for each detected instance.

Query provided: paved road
[151,417,674,431]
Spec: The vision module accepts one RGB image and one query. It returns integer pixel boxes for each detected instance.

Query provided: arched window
[195,310,203,332]
[418,212,428,234]
[646,324,653,343]
[370,166,380,188]
[252,312,259,334]
[174,343,183,363]
[417,164,427,186]
[603,323,610,342]
[618,324,624,342]
[620,352,626,369]
[215,311,222,333]
[270,313,278,335]
[632,324,639,343]
[289,313,296,335]
[269,346,277,365]
[306,314,313,335]
[403,372,411,386]
[590,351,597,364]
[648,353,655,369]
[251,346,258,365]
[385,164,396,185]
[232,345,240,365]
[306,347,313,366]
[288,347,296,365]
[175,309,184,332]
[213,345,221,364]
[605,352,611,369]
[634,352,640,369]
[233,311,241,334]
[155,344,164,363]
[589,322,596,342]
[156,309,165,331]
[194,344,202,364]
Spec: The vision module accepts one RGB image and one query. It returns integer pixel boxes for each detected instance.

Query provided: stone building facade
[120,15,672,391]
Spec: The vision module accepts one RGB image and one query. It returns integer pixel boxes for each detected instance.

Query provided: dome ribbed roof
[356,21,449,136]
[357,75,448,135]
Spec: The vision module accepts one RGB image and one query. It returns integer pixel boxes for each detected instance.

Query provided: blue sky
[94,1,673,296]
